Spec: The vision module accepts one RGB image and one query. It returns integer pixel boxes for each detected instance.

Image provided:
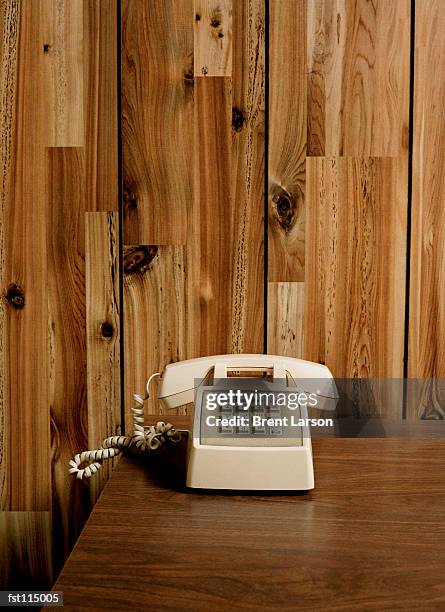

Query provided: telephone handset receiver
[69,354,337,491]
[157,354,337,409]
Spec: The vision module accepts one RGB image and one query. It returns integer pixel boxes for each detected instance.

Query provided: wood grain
[53,438,445,611]
[86,213,121,503]
[83,0,118,213]
[407,1,445,419]
[0,0,20,510]
[409,0,445,378]
[0,512,52,589]
[0,0,51,511]
[47,148,90,572]
[306,0,325,156]
[268,0,306,282]
[230,0,264,353]
[42,0,84,147]
[194,0,232,76]
[1,0,118,589]
[305,157,407,389]
[191,77,233,356]
[123,246,188,417]
[267,282,304,358]
[122,0,193,245]
[307,0,410,157]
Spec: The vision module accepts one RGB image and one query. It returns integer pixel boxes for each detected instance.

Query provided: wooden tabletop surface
[53,426,445,611]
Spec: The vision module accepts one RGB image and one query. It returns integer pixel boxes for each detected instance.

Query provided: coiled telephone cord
[68,373,182,480]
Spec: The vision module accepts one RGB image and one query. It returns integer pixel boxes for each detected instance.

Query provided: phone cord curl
[68,373,182,480]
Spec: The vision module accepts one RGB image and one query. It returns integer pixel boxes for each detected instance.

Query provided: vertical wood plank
[83,0,118,213]
[0,0,20,510]
[306,0,325,156]
[305,157,407,390]
[47,147,90,572]
[408,0,445,418]
[122,0,193,245]
[86,212,121,503]
[0,512,52,589]
[194,0,232,76]
[267,282,304,358]
[123,246,188,417]
[230,0,265,353]
[268,0,306,282]
[0,0,51,511]
[191,77,233,356]
[307,0,410,157]
[42,0,84,147]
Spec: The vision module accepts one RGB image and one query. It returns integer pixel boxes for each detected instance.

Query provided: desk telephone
[69,355,337,490]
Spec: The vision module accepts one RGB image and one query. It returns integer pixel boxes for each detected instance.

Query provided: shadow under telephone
[70,355,337,491]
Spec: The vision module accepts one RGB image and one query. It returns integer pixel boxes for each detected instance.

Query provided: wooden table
[53,428,445,610]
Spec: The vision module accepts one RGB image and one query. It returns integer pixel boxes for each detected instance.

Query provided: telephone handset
[69,354,337,490]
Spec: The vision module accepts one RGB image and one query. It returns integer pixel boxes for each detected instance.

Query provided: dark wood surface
[52,424,445,611]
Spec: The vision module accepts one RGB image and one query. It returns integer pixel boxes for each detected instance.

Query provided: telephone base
[186,439,314,491]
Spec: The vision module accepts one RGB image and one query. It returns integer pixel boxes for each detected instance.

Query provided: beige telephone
[70,354,337,491]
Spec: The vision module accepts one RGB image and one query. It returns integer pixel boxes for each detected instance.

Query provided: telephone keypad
[198,385,305,447]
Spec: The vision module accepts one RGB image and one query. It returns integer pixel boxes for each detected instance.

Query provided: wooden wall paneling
[267,282,304,358]
[194,0,232,77]
[85,212,121,503]
[123,246,188,417]
[305,157,407,416]
[408,0,445,419]
[47,148,90,571]
[307,0,410,157]
[0,512,52,589]
[45,0,118,575]
[122,1,266,420]
[303,0,410,418]
[45,0,120,571]
[122,0,193,245]
[41,0,84,147]
[0,0,51,511]
[268,0,306,284]
[230,0,265,353]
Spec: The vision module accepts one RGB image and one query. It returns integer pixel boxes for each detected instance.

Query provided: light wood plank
[267,282,304,358]
[122,0,193,244]
[0,0,20,510]
[46,148,90,571]
[268,0,306,282]
[0,512,52,589]
[408,0,445,418]
[305,158,407,393]
[307,0,325,156]
[307,0,410,157]
[230,0,265,353]
[191,77,233,356]
[194,0,232,76]
[83,0,118,212]
[42,0,84,147]
[0,0,51,511]
[123,246,188,417]
[86,212,121,503]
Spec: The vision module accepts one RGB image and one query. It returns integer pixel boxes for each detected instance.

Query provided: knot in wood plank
[272,190,297,230]
[232,107,245,132]
[123,246,158,275]
[5,283,25,309]
[123,187,137,212]
[100,321,114,339]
